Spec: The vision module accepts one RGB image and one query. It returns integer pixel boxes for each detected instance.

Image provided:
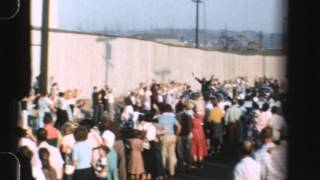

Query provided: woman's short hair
[79,119,95,131]
[74,125,89,142]
[43,113,53,124]
[18,146,33,159]
[61,122,75,135]
[38,147,50,161]
[124,97,132,105]
[262,103,270,112]
[162,104,174,113]
[38,147,53,169]
[261,127,273,140]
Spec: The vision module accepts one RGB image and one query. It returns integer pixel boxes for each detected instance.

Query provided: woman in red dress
[191,111,208,168]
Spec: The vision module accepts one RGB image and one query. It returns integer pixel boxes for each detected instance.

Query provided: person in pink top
[255,103,272,133]
[43,113,62,147]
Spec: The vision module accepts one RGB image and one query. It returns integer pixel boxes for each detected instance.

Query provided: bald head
[241,139,254,156]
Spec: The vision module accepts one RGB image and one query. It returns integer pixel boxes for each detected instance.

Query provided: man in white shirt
[234,139,261,180]
[254,127,276,180]
[37,93,55,128]
[267,128,288,180]
[36,128,64,180]
[107,88,115,120]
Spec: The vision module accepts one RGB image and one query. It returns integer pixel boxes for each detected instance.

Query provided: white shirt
[218,101,231,113]
[244,101,252,108]
[121,105,134,121]
[32,166,46,180]
[268,141,288,180]
[143,91,152,110]
[205,102,213,110]
[130,96,136,105]
[273,100,281,108]
[108,93,114,104]
[139,122,157,141]
[87,128,103,148]
[270,114,286,141]
[254,143,276,162]
[139,89,145,96]
[62,134,76,153]
[37,142,64,179]
[66,98,76,106]
[102,130,115,148]
[55,97,68,110]
[132,111,141,129]
[38,97,53,113]
[256,149,273,180]
[234,156,261,180]
[158,95,164,103]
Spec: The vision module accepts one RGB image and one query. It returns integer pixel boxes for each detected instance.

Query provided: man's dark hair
[43,112,53,124]
[162,104,174,113]
[262,103,270,112]
[231,98,238,105]
[238,99,244,106]
[36,128,48,142]
[16,127,27,138]
[79,119,95,131]
[38,147,50,161]
[211,98,218,106]
[38,147,53,170]
[261,127,273,140]
[74,125,89,142]
[99,145,110,154]
[124,97,132,105]
[58,92,64,97]
[18,146,33,160]
[271,106,279,114]
[99,117,122,140]
[252,101,259,110]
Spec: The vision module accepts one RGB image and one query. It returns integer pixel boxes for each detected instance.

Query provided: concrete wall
[33,30,286,98]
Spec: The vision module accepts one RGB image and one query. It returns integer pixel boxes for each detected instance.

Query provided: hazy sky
[59,0,286,33]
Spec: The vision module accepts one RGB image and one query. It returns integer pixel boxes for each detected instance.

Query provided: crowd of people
[15,74,288,180]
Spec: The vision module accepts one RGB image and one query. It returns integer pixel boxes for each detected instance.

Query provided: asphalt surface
[169,152,238,180]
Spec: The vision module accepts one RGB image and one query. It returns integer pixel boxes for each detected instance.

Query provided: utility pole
[40,0,50,94]
[192,0,202,48]
[258,31,263,51]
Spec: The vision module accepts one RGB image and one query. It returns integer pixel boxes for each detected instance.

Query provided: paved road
[169,152,238,180]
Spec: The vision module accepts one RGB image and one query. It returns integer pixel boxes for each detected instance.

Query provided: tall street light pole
[192,0,202,48]
[40,0,50,94]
